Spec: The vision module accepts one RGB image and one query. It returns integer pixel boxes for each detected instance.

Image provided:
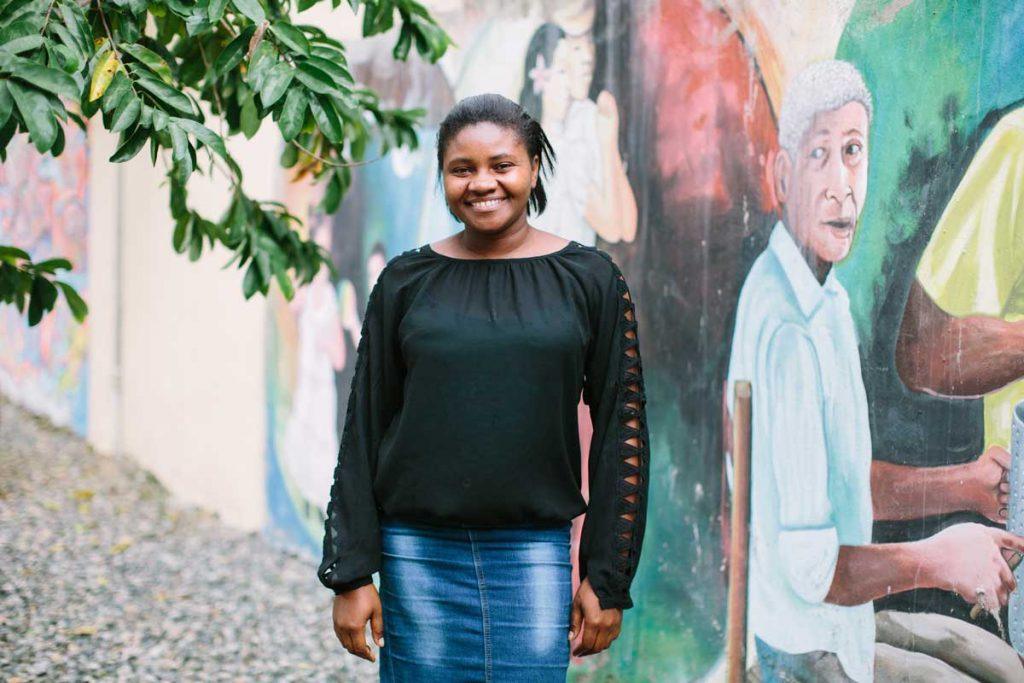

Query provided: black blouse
[317,240,650,610]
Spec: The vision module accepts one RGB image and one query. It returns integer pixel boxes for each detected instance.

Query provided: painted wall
[0,134,89,434]
[262,1,1024,680]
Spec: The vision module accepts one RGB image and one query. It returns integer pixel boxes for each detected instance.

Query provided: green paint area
[836,0,1024,339]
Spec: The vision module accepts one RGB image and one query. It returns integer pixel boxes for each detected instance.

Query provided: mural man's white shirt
[727,222,875,682]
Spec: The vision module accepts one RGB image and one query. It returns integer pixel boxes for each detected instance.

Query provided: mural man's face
[442,122,539,234]
[778,101,869,265]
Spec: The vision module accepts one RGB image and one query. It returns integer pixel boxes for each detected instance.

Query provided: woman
[318,93,649,681]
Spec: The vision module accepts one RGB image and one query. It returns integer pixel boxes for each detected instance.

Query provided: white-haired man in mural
[727,60,1024,682]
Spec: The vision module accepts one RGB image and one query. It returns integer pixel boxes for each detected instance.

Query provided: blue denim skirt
[379,518,573,682]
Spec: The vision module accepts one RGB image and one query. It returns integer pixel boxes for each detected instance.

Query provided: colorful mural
[0,133,89,435]
[267,1,1024,680]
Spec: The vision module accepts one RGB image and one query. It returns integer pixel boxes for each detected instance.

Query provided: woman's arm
[584,91,638,244]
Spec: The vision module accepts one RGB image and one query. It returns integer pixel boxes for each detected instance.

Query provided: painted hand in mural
[332,584,384,662]
[921,523,1024,612]
[569,577,623,656]
[962,446,1012,524]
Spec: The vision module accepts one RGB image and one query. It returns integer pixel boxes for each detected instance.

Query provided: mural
[0,133,89,435]
[267,1,1024,680]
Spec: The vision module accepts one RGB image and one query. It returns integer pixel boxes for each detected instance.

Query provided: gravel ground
[0,398,378,682]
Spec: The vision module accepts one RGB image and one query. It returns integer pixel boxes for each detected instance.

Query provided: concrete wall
[86,125,278,531]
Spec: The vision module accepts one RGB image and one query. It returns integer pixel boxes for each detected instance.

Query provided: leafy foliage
[0,0,450,324]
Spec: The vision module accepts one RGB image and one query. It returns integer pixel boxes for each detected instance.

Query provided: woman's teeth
[471,199,504,210]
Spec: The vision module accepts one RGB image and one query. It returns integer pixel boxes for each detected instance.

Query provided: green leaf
[0,31,41,54]
[245,40,275,92]
[213,26,253,76]
[242,260,260,298]
[169,123,193,181]
[230,0,264,23]
[109,125,150,162]
[50,123,65,156]
[297,0,316,11]
[57,2,92,54]
[207,0,228,21]
[134,72,194,115]
[319,170,342,213]
[56,281,88,322]
[33,258,72,273]
[27,274,57,326]
[258,62,292,108]
[172,216,190,253]
[109,94,141,133]
[0,245,31,262]
[277,86,307,141]
[152,107,169,131]
[240,91,259,138]
[120,43,173,84]
[275,268,294,299]
[101,72,132,114]
[294,61,344,98]
[171,117,228,158]
[303,55,352,86]
[308,94,342,143]
[270,22,309,56]
[0,82,12,126]
[9,81,56,153]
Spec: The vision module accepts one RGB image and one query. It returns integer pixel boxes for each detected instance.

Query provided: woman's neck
[457,220,533,258]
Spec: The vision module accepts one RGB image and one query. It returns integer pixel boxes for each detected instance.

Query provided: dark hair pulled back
[436,93,556,216]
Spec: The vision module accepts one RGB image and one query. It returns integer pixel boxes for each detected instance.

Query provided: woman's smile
[466,197,508,212]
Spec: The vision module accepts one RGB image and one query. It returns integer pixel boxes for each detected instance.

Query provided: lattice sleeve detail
[317,268,404,595]
[579,258,650,610]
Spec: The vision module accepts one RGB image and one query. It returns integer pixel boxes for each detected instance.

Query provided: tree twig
[290,141,381,168]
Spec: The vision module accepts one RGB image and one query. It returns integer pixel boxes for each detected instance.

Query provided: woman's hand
[332,583,384,662]
[569,577,622,656]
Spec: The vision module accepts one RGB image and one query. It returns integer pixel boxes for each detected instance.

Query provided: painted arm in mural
[896,281,1024,398]
[826,524,1024,609]
[870,446,1010,523]
[583,91,638,244]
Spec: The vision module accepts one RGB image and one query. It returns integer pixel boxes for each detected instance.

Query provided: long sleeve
[579,258,650,610]
[763,323,839,604]
[317,268,404,595]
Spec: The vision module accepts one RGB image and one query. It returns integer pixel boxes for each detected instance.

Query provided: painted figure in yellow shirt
[897,107,1024,451]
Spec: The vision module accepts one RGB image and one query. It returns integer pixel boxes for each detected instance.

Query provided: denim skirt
[378,518,573,682]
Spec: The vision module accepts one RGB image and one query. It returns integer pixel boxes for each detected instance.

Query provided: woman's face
[555,34,594,101]
[441,122,539,234]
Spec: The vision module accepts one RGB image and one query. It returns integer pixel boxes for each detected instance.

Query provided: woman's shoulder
[560,242,624,281]
[373,246,442,290]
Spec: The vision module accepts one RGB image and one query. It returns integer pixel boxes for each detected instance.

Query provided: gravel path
[0,398,378,682]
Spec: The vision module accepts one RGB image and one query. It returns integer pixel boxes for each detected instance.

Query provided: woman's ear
[531,155,540,189]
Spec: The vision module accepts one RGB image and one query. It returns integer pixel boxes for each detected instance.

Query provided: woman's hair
[436,93,556,216]
[518,22,566,121]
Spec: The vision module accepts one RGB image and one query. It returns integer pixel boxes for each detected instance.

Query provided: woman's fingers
[347,628,376,662]
[370,603,385,648]
[569,599,583,641]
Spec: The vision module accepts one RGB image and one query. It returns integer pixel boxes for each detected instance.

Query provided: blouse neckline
[421,240,580,263]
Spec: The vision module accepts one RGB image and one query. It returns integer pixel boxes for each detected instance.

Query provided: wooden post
[726,380,752,683]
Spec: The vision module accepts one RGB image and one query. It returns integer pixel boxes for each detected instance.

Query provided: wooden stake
[726,380,752,683]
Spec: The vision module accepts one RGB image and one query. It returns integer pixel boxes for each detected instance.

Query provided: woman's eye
[451,167,470,176]
[495,162,513,171]
[845,142,863,156]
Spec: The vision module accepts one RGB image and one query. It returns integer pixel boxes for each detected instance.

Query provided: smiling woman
[318,93,651,682]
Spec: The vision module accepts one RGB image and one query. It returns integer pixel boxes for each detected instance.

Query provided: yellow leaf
[72,489,95,501]
[109,536,133,554]
[70,625,98,636]
[89,50,120,102]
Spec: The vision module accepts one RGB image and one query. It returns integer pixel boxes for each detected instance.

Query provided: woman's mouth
[466,198,507,213]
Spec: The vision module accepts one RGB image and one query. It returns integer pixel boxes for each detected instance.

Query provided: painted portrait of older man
[726,60,1024,682]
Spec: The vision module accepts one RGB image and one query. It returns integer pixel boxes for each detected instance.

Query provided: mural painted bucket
[1011,400,1024,652]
